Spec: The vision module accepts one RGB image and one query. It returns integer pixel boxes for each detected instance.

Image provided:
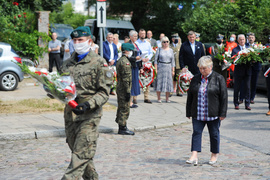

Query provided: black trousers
[49,53,61,72]
[233,67,251,107]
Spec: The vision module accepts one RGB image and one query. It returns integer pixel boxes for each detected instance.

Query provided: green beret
[122,43,134,51]
[71,26,92,38]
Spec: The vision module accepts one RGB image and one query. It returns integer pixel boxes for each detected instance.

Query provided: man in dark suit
[179,31,205,75]
[231,34,251,110]
[103,32,118,66]
[239,32,260,104]
[103,32,118,95]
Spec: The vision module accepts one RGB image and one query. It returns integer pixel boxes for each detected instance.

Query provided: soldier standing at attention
[115,43,135,135]
[60,26,113,180]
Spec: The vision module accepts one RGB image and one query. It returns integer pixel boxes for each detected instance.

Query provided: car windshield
[105,28,133,40]
[51,28,73,41]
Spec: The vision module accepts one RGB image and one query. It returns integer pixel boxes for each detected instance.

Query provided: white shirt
[240,45,246,50]
[63,40,71,61]
[157,40,162,48]
[190,41,195,54]
[108,41,114,62]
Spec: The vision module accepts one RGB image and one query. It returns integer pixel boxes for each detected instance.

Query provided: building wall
[63,0,96,16]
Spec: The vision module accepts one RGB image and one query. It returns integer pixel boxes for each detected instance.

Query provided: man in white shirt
[136,29,153,103]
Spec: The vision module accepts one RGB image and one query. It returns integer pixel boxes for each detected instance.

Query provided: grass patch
[0,98,64,114]
[0,98,116,114]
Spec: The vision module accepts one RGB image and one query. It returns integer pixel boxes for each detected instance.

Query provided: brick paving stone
[0,125,269,180]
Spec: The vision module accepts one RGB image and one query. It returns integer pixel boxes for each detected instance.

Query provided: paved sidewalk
[0,86,188,140]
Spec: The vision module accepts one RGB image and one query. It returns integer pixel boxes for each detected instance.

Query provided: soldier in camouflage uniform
[60,26,113,180]
[115,43,135,135]
[170,33,182,96]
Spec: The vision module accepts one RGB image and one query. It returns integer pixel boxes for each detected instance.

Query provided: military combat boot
[118,125,135,135]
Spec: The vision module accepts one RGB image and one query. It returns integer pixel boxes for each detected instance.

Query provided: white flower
[40,68,48,74]
[28,66,36,72]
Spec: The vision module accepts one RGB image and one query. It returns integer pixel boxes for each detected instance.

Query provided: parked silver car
[0,42,24,91]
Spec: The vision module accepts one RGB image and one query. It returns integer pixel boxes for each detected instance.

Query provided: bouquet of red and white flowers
[177,68,193,94]
[18,63,78,108]
[108,66,117,89]
[150,46,158,62]
[139,63,156,92]
[231,47,263,65]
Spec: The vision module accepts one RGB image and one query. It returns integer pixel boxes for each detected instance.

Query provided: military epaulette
[103,63,108,67]
[126,63,130,65]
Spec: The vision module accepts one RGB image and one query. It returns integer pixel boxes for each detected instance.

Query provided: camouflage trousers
[115,91,130,126]
[62,108,100,180]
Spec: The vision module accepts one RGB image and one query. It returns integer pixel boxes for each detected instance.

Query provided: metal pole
[100,27,103,57]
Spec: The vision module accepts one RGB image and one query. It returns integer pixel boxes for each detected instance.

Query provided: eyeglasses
[163,41,169,43]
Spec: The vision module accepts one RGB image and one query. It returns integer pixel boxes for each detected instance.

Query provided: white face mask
[74,40,90,55]
[127,51,133,58]
[230,37,235,42]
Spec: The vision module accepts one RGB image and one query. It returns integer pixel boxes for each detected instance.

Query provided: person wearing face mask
[195,32,206,55]
[211,34,227,80]
[170,33,182,96]
[115,43,136,135]
[60,26,113,180]
[225,34,238,53]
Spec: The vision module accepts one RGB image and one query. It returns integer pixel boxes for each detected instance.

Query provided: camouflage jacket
[170,43,181,69]
[61,51,113,121]
[116,55,132,93]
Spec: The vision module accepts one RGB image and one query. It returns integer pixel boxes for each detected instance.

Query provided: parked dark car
[256,64,268,91]
[0,42,24,91]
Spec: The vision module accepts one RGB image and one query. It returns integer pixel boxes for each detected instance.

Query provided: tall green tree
[16,0,62,12]
[181,0,270,43]
[107,0,193,39]
[50,2,93,29]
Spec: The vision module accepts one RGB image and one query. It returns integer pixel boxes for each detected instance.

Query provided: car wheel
[0,72,19,91]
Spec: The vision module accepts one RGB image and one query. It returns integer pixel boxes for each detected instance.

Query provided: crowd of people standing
[47,25,270,179]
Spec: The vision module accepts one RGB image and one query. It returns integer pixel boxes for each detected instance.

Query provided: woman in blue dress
[128,30,142,108]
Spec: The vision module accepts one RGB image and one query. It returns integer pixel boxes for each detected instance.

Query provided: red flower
[14,16,16,19]
[24,15,26,18]
[18,14,21,18]
[13,2,19,6]
[23,12,26,15]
